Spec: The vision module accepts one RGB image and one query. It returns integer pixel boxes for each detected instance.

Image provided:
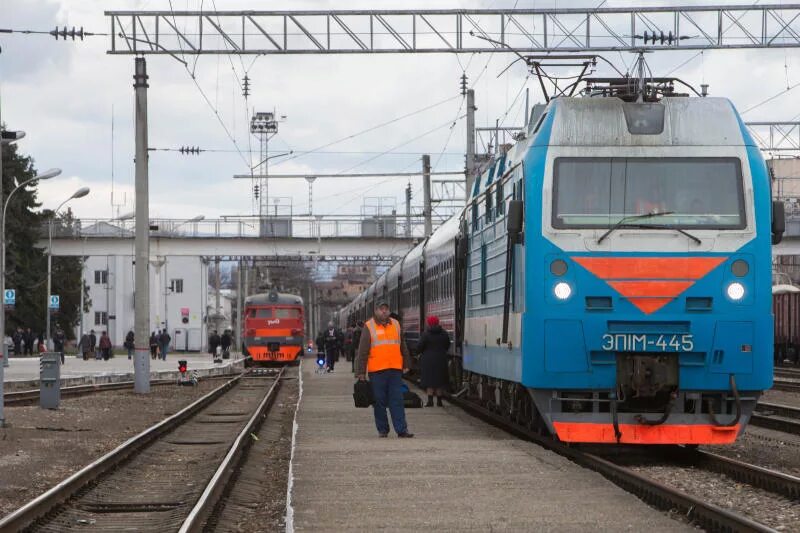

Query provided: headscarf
[426,315,440,327]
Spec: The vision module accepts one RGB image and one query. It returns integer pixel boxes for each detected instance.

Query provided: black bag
[403,390,423,408]
[353,380,374,408]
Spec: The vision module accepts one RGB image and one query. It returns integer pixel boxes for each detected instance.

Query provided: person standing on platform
[53,327,66,364]
[12,328,22,357]
[321,322,341,372]
[159,329,171,361]
[125,330,135,360]
[99,331,112,361]
[418,315,451,407]
[79,332,91,361]
[355,301,414,438]
[24,328,34,355]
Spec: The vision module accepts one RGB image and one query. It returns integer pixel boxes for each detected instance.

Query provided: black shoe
[397,432,414,438]
[378,433,388,438]
[425,399,434,407]
[437,398,444,407]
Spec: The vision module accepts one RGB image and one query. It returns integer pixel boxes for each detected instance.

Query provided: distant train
[242,291,304,365]
[341,84,783,445]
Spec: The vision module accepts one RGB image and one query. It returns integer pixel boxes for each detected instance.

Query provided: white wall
[77,255,207,350]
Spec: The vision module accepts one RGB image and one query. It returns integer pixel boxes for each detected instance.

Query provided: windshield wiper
[597,211,675,244]
[638,223,702,245]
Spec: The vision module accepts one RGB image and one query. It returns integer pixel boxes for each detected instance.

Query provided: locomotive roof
[544,96,746,148]
[245,292,304,306]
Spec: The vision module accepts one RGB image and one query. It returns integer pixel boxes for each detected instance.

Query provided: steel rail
[0,373,245,531]
[751,402,800,436]
[682,448,800,500]
[772,379,800,393]
[178,366,286,532]
[443,392,776,532]
[3,373,243,406]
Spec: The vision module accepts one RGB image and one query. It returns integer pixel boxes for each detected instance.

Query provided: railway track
[0,367,287,532]
[444,392,787,532]
[3,374,242,406]
[752,401,800,437]
[772,379,800,393]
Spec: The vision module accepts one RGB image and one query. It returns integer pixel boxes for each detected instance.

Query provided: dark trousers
[326,349,336,370]
[369,369,408,435]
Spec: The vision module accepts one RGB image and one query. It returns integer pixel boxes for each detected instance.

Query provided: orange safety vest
[366,318,403,373]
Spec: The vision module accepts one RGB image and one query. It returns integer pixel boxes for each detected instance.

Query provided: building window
[95,311,108,325]
[170,279,184,293]
[94,270,108,284]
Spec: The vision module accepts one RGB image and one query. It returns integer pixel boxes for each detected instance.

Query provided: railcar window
[553,157,745,229]
[496,182,505,216]
[481,244,487,305]
[275,308,301,318]
[250,308,273,318]
[486,191,493,222]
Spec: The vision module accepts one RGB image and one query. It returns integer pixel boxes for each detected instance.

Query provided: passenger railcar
[773,292,800,365]
[343,85,783,445]
[242,291,304,364]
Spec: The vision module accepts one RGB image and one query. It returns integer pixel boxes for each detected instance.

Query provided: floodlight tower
[250,111,279,218]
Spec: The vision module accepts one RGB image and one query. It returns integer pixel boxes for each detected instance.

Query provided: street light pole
[0,167,61,426]
[46,187,90,350]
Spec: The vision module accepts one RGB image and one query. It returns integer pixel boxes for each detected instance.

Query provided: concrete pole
[466,88,476,198]
[214,256,221,333]
[524,87,530,129]
[133,57,151,394]
[422,155,432,236]
[46,220,52,349]
[236,258,243,352]
[405,184,411,238]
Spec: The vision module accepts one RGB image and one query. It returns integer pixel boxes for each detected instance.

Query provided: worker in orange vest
[355,300,414,438]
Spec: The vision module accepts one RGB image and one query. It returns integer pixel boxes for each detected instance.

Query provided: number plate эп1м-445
[601,333,694,352]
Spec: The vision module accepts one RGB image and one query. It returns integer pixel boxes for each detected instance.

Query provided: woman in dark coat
[418,315,451,407]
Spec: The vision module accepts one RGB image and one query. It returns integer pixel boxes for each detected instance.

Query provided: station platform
[287,356,689,532]
[2,352,244,390]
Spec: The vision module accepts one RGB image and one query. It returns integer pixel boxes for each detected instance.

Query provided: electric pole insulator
[51,26,87,40]
[243,75,251,98]
[178,146,201,155]
[253,184,260,199]
[460,73,468,96]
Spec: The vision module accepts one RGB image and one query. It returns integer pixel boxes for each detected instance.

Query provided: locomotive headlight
[554,282,572,300]
[726,282,745,301]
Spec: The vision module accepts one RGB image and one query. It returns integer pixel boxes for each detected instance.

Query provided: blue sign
[3,289,15,306]
[49,295,60,309]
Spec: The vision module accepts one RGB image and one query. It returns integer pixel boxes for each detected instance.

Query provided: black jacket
[418,325,451,389]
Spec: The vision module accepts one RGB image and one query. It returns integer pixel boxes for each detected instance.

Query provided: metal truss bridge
[107,4,800,55]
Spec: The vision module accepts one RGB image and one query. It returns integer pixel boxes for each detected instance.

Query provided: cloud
[4,0,800,226]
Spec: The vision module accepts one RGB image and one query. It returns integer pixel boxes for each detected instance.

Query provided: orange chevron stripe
[572,257,726,280]
[571,257,727,314]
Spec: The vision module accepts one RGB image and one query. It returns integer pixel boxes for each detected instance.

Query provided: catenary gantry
[106,5,800,55]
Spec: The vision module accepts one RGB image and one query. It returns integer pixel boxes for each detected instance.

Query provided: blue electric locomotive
[342,80,783,445]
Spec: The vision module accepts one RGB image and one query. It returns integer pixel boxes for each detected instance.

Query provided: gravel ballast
[0,378,228,518]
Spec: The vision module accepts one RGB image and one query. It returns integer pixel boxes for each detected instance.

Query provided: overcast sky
[2,0,798,223]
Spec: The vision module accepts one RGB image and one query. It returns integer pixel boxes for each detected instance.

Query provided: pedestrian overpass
[42,216,424,259]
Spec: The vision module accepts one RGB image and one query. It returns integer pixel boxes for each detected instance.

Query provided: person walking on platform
[149,331,159,359]
[220,329,232,358]
[159,329,171,361]
[355,301,414,438]
[99,331,112,361]
[321,322,342,372]
[208,330,220,359]
[90,329,98,360]
[351,321,363,373]
[125,330,135,360]
[12,328,22,357]
[418,315,451,407]
[79,332,91,361]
